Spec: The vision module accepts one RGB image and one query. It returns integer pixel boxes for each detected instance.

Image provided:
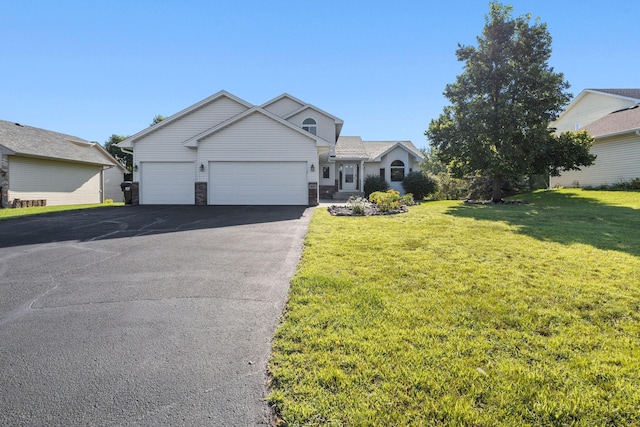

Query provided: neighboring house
[0,120,126,207]
[551,89,640,187]
[117,91,423,206]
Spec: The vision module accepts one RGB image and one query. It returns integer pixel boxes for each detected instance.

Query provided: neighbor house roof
[589,89,640,100]
[335,136,424,161]
[582,105,640,138]
[0,119,119,166]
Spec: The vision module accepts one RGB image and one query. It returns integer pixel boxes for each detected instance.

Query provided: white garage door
[140,162,195,205]
[209,161,307,205]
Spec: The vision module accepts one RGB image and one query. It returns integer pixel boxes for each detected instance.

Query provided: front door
[341,164,357,191]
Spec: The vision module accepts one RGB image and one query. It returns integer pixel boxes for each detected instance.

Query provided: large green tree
[103,115,166,173]
[426,2,595,202]
[104,134,131,172]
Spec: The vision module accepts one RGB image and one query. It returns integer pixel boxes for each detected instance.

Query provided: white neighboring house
[551,89,640,188]
[117,91,423,206]
[0,120,126,207]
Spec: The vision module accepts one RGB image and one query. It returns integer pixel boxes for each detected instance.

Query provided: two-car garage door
[209,161,307,205]
[140,161,308,205]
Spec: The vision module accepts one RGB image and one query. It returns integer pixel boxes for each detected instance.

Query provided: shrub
[369,190,401,212]
[364,175,389,198]
[347,196,369,215]
[583,178,640,191]
[401,172,437,200]
[432,172,468,200]
[399,193,415,206]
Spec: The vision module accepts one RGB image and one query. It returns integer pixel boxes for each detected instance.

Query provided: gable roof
[556,88,640,120]
[183,106,331,147]
[0,119,120,167]
[118,90,252,148]
[263,93,344,138]
[334,136,368,159]
[582,105,640,138]
[335,136,424,161]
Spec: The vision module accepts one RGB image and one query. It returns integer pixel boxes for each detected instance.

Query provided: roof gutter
[592,128,640,139]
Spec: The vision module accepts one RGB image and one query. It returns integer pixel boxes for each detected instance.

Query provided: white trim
[117,90,253,148]
[554,89,640,125]
[182,107,331,147]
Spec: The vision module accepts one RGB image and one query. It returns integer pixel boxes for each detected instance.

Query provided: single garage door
[209,161,307,205]
[140,162,195,205]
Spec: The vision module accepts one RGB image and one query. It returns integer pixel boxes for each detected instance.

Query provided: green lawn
[268,189,640,426]
[0,202,123,220]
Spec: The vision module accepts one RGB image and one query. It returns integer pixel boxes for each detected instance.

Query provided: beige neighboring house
[0,120,126,207]
[550,89,640,188]
[117,91,423,206]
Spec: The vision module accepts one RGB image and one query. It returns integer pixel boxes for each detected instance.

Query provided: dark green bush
[364,175,389,197]
[401,172,437,200]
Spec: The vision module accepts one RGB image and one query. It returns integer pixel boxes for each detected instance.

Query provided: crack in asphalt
[0,275,59,327]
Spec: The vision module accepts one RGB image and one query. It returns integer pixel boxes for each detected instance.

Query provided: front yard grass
[0,202,123,220]
[268,189,640,426]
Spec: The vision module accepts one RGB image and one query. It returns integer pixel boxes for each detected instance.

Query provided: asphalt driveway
[0,205,313,426]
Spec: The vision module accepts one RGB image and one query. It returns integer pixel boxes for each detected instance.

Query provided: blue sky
[1,1,638,150]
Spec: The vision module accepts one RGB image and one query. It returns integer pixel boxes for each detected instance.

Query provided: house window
[390,160,405,181]
[322,166,330,179]
[302,118,317,135]
[379,168,385,180]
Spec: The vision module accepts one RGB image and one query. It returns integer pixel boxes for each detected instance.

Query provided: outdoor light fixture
[200,163,205,172]
[310,163,315,172]
[133,163,138,172]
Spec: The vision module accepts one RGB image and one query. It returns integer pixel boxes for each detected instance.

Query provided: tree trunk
[491,176,503,203]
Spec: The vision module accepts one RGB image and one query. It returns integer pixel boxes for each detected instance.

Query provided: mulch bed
[327,204,408,216]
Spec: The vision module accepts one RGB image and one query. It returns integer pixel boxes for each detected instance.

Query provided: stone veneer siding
[1,154,8,208]
[131,182,140,205]
[308,182,318,206]
[319,185,336,200]
[195,182,207,205]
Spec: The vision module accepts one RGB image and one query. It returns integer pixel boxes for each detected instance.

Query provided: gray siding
[132,96,247,182]
[286,109,335,144]
[263,97,304,118]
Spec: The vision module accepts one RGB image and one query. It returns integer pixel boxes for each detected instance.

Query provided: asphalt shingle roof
[335,136,368,158]
[590,89,640,100]
[0,120,115,166]
[582,105,640,137]
[335,136,423,161]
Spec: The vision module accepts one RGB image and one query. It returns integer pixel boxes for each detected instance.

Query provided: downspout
[360,160,364,193]
[100,167,105,203]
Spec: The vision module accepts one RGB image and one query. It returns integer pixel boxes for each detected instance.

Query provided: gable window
[302,118,317,135]
[390,160,405,181]
[322,166,330,179]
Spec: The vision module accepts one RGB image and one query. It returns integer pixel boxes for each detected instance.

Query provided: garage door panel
[141,162,195,205]
[210,162,307,205]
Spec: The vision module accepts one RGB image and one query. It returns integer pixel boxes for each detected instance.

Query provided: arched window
[390,160,405,181]
[302,118,317,135]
